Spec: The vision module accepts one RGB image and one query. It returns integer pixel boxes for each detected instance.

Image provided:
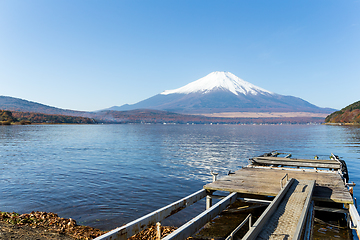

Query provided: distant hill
[108,71,336,114]
[0,96,90,116]
[12,111,96,124]
[0,109,96,124]
[325,101,360,124]
[0,96,97,124]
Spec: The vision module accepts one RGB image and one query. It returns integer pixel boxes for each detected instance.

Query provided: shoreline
[324,122,360,126]
[0,211,181,240]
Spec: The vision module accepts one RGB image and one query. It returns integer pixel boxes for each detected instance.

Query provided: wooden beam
[162,192,238,240]
[94,189,207,240]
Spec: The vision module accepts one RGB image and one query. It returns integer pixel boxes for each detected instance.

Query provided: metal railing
[94,189,207,240]
[225,213,252,240]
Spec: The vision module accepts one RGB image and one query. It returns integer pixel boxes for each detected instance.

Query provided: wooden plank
[94,189,207,240]
[252,157,341,169]
[241,178,295,240]
[252,159,340,169]
[162,192,238,240]
[253,157,340,164]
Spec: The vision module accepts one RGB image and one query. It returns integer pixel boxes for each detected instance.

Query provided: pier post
[206,190,214,210]
[156,222,161,240]
[210,171,219,182]
[207,172,218,210]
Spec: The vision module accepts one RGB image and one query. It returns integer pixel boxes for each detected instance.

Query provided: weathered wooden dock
[95,152,359,240]
[203,165,353,204]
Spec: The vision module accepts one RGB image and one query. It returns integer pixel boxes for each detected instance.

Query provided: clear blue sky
[1,0,359,111]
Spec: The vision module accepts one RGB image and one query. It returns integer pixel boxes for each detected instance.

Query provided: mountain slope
[109,71,334,114]
[0,96,88,116]
[325,100,360,124]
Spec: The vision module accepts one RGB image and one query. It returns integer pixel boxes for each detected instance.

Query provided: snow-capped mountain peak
[161,71,273,96]
[108,71,333,114]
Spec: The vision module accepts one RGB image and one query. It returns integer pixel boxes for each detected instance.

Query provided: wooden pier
[95,152,359,240]
[203,165,353,204]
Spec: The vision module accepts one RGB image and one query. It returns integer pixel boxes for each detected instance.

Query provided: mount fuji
[108,71,334,114]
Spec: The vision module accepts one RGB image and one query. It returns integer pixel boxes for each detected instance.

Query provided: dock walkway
[243,179,315,240]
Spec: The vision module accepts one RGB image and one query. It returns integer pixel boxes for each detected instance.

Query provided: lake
[0,124,359,231]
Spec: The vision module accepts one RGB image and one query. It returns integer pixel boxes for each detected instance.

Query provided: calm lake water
[1,124,360,232]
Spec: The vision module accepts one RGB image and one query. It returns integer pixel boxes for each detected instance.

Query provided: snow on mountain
[161,71,273,96]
